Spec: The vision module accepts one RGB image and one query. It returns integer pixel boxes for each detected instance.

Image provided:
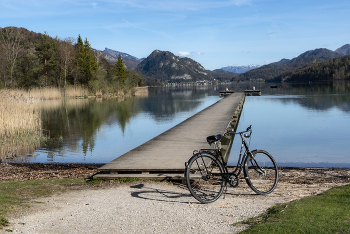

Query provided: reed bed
[0,89,42,160]
[0,90,41,138]
[63,86,89,98]
[27,86,89,100]
[34,98,90,111]
[28,87,62,100]
[0,137,39,162]
[0,86,111,160]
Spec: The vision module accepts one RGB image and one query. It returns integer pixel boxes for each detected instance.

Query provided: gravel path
[4,178,347,234]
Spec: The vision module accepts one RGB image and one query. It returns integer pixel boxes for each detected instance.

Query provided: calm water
[10,81,350,168]
[228,81,350,168]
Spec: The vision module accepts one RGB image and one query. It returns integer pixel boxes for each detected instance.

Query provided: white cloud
[177,51,203,57]
[178,51,191,57]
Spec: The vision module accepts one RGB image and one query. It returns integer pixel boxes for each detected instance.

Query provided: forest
[273,56,350,82]
[0,26,144,94]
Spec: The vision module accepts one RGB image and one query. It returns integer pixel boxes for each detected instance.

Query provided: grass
[0,177,142,228]
[238,184,350,233]
[0,179,86,227]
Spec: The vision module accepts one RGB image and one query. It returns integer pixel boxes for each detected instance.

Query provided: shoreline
[3,168,350,233]
[1,162,350,233]
[1,162,350,184]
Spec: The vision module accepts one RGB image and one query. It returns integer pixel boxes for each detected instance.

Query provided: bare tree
[0,27,23,86]
[58,37,75,90]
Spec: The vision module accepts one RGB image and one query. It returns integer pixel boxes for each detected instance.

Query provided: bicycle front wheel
[244,150,278,195]
[185,152,226,203]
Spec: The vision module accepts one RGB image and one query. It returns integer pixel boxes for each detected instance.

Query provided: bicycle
[185,125,278,203]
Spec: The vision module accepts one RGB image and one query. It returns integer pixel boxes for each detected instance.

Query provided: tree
[76,35,98,85]
[58,37,75,90]
[35,32,58,86]
[114,54,126,84]
[0,27,23,87]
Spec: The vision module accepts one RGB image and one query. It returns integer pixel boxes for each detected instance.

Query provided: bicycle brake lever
[247,125,252,131]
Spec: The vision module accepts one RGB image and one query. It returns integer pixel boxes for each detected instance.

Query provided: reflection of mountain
[41,98,141,157]
[277,94,350,113]
[261,81,350,112]
[137,86,219,122]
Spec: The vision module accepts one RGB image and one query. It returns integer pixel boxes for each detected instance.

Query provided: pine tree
[76,35,98,85]
[114,54,126,84]
[35,32,58,86]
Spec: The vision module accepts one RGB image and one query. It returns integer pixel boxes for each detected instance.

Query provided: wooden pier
[219,90,234,96]
[244,89,261,96]
[94,92,245,180]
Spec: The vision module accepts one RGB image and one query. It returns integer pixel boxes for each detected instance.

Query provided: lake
[8,81,350,168]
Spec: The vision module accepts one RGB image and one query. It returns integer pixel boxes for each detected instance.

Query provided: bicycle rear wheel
[185,152,226,203]
[244,150,278,195]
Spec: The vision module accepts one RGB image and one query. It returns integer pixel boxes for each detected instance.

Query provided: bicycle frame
[197,128,253,182]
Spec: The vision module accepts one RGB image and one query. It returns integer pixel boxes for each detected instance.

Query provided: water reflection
[13,85,223,163]
[39,97,142,159]
[227,81,350,168]
[4,81,350,167]
[140,86,221,122]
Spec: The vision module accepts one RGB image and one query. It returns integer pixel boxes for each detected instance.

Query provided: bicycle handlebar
[224,125,252,136]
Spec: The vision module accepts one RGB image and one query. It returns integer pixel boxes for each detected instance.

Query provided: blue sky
[1,0,349,70]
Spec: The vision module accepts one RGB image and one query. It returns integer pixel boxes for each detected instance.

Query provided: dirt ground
[1,163,350,234]
[0,163,102,182]
[1,163,350,185]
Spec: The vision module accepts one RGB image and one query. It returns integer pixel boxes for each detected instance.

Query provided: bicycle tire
[244,150,278,195]
[185,152,226,203]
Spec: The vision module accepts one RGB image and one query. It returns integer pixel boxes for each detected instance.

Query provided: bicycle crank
[229,175,239,187]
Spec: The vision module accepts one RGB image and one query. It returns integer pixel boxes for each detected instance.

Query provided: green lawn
[239,184,350,233]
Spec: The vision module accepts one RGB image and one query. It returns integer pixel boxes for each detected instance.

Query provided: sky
[1,0,350,70]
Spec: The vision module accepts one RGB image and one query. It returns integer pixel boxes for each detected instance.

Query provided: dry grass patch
[63,86,89,98]
[0,90,41,138]
[0,89,42,160]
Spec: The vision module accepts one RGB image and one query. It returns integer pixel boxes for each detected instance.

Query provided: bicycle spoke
[185,153,225,203]
[244,150,278,194]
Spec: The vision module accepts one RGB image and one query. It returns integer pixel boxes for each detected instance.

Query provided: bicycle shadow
[129,183,257,204]
[129,183,197,204]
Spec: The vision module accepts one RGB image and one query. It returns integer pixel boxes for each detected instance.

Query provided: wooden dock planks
[94,92,245,180]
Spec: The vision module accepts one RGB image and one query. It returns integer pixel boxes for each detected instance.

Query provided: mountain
[101,48,144,70]
[135,50,211,81]
[221,65,260,73]
[104,48,143,62]
[291,48,341,62]
[209,69,238,81]
[234,48,343,82]
[273,55,350,82]
[335,44,350,56]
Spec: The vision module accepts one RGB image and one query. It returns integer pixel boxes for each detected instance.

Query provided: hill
[0,26,144,90]
[234,48,343,82]
[209,69,238,81]
[273,55,350,82]
[135,50,211,82]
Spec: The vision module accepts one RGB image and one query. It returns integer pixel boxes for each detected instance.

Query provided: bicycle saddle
[206,134,222,145]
